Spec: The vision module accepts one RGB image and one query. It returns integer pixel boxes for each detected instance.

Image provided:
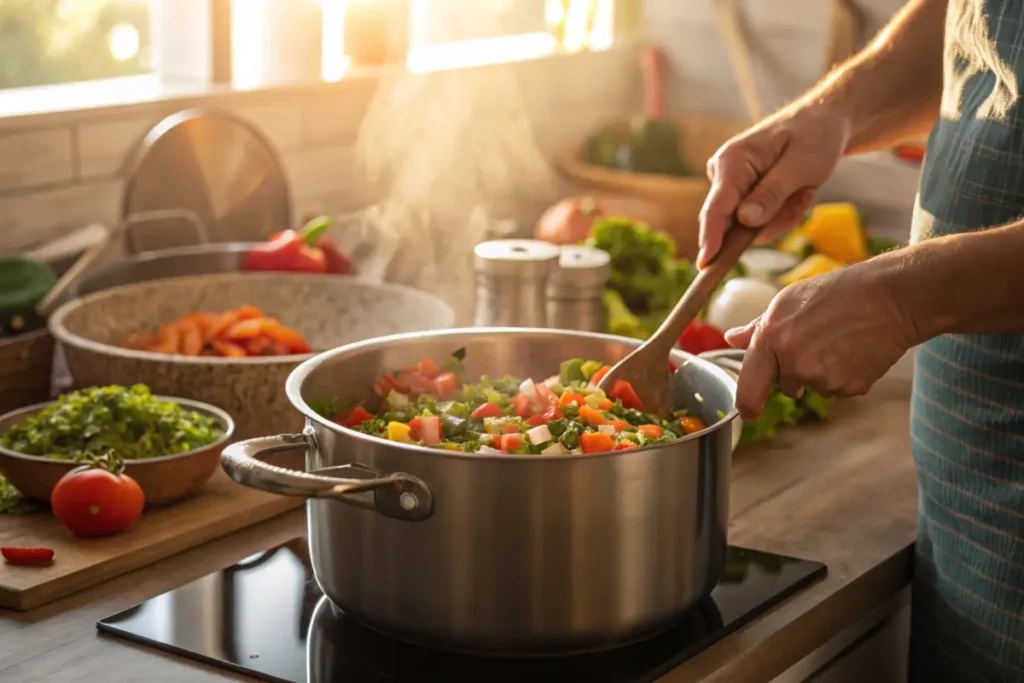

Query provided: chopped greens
[0,385,225,461]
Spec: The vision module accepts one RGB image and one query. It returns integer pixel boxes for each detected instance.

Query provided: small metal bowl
[0,396,235,506]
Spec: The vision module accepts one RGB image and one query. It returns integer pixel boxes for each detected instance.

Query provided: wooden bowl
[0,396,235,505]
[48,272,456,440]
[0,329,55,415]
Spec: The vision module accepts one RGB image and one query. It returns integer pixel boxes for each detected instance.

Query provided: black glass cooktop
[97,539,825,683]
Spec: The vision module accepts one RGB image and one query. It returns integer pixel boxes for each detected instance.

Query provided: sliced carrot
[207,311,240,341]
[244,337,274,356]
[151,323,182,354]
[590,365,610,385]
[212,340,247,358]
[225,318,274,340]
[263,322,312,353]
[178,319,204,356]
[236,304,264,320]
[578,405,606,426]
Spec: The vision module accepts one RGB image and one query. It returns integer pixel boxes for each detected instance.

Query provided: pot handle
[221,433,434,522]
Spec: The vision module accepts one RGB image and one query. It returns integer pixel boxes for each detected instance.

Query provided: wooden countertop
[0,378,919,683]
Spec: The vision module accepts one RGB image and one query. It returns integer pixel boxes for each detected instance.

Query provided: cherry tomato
[1,547,54,565]
[680,416,706,435]
[50,465,145,537]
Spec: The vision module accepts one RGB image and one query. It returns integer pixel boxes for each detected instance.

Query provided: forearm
[882,221,1024,341]
[801,0,947,154]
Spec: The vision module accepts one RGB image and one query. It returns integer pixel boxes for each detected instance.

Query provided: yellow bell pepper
[778,254,846,286]
[776,226,810,257]
[386,421,412,443]
[801,203,868,263]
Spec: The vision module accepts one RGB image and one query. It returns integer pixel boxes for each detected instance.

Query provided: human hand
[723,261,917,420]
[697,104,852,267]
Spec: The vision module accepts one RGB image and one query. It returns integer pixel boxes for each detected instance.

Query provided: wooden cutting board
[0,467,304,611]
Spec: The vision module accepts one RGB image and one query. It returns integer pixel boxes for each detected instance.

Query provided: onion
[527,425,553,445]
[534,195,671,245]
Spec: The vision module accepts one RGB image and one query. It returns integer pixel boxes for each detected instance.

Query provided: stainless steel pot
[221,328,739,655]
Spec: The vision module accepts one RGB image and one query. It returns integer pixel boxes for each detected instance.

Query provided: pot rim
[286,327,740,462]
[0,394,236,465]
[48,272,456,366]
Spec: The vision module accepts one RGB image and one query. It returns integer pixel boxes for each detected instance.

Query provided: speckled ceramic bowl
[48,273,456,439]
[0,395,234,505]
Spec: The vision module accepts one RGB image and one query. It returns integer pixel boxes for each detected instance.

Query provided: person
[697,0,1024,679]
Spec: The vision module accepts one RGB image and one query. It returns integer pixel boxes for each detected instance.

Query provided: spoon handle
[648,225,760,353]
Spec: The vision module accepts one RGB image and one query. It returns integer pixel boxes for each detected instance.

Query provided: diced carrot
[225,318,274,340]
[558,391,586,407]
[432,372,459,397]
[578,405,606,426]
[608,419,631,432]
[597,398,614,411]
[638,424,664,439]
[580,432,615,454]
[212,340,247,358]
[178,319,204,356]
[680,416,706,435]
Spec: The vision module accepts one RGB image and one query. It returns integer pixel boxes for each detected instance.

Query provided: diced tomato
[535,383,559,408]
[609,380,645,411]
[668,361,678,375]
[638,424,664,439]
[524,406,563,426]
[500,422,521,434]
[614,441,638,450]
[398,371,436,396]
[607,419,630,432]
[578,405,606,426]
[597,398,614,411]
[336,406,374,428]
[472,402,503,419]
[374,374,400,397]
[580,432,615,454]
[408,416,442,445]
[432,372,459,397]
[415,358,441,379]
[590,365,610,385]
[499,433,524,452]
[678,320,729,355]
[511,393,532,418]
[558,391,586,408]
[680,416,706,435]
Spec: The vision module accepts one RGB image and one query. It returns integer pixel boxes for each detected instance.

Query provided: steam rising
[352,64,562,323]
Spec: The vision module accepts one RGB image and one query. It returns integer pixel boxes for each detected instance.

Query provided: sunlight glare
[108,23,140,62]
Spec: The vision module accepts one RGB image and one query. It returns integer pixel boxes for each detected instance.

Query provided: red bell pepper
[678,320,729,355]
[242,216,355,275]
[1,547,54,565]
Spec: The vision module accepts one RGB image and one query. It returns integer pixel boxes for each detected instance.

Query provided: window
[0,0,153,91]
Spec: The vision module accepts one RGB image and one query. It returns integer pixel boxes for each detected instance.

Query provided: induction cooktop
[97,538,825,683]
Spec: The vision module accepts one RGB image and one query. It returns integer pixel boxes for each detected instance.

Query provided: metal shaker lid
[474,239,560,278]
[548,245,611,293]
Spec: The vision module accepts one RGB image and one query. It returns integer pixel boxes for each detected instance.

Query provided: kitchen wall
[0,47,637,255]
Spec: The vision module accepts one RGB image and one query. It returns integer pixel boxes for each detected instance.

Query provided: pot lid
[474,239,560,278]
[548,245,610,294]
[120,107,291,254]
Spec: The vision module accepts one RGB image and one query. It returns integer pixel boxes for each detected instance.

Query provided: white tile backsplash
[0,180,121,252]
[76,115,162,178]
[0,127,74,191]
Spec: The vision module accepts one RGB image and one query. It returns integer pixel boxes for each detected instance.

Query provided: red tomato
[499,434,524,452]
[609,380,645,411]
[500,422,521,434]
[680,416,706,435]
[523,406,563,426]
[471,402,503,419]
[50,466,145,537]
[580,432,615,454]
[524,414,548,427]
[408,416,442,445]
[590,365,610,385]
[558,391,586,407]
[432,372,459,397]
[374,374,400,397]
[335,406,374,428]
[414,358,441,379]
[535,383,558,408]
[1,547,54,565]
[511,394,532,418]
[398,371,436,396]
[678,320,729,355]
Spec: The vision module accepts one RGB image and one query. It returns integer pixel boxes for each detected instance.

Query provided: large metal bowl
[221,328,738,655]
[50,273,456,440]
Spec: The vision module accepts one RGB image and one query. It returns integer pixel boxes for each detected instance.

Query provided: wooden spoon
[597,225,760,416]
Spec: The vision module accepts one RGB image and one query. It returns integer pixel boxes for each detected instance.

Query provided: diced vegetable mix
[315,351,711,455]
[122,304,312,358]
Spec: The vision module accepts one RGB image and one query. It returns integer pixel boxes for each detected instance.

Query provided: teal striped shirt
[910,1,1024,679]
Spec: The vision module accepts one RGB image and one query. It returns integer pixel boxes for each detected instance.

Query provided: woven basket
[557,0,864,259]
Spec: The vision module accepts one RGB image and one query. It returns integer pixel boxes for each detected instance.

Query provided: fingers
[753,188,818,245]
[734,330,779,420]
[737,150,814,231]
[698,145,763,267]
[725,319,757,349]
